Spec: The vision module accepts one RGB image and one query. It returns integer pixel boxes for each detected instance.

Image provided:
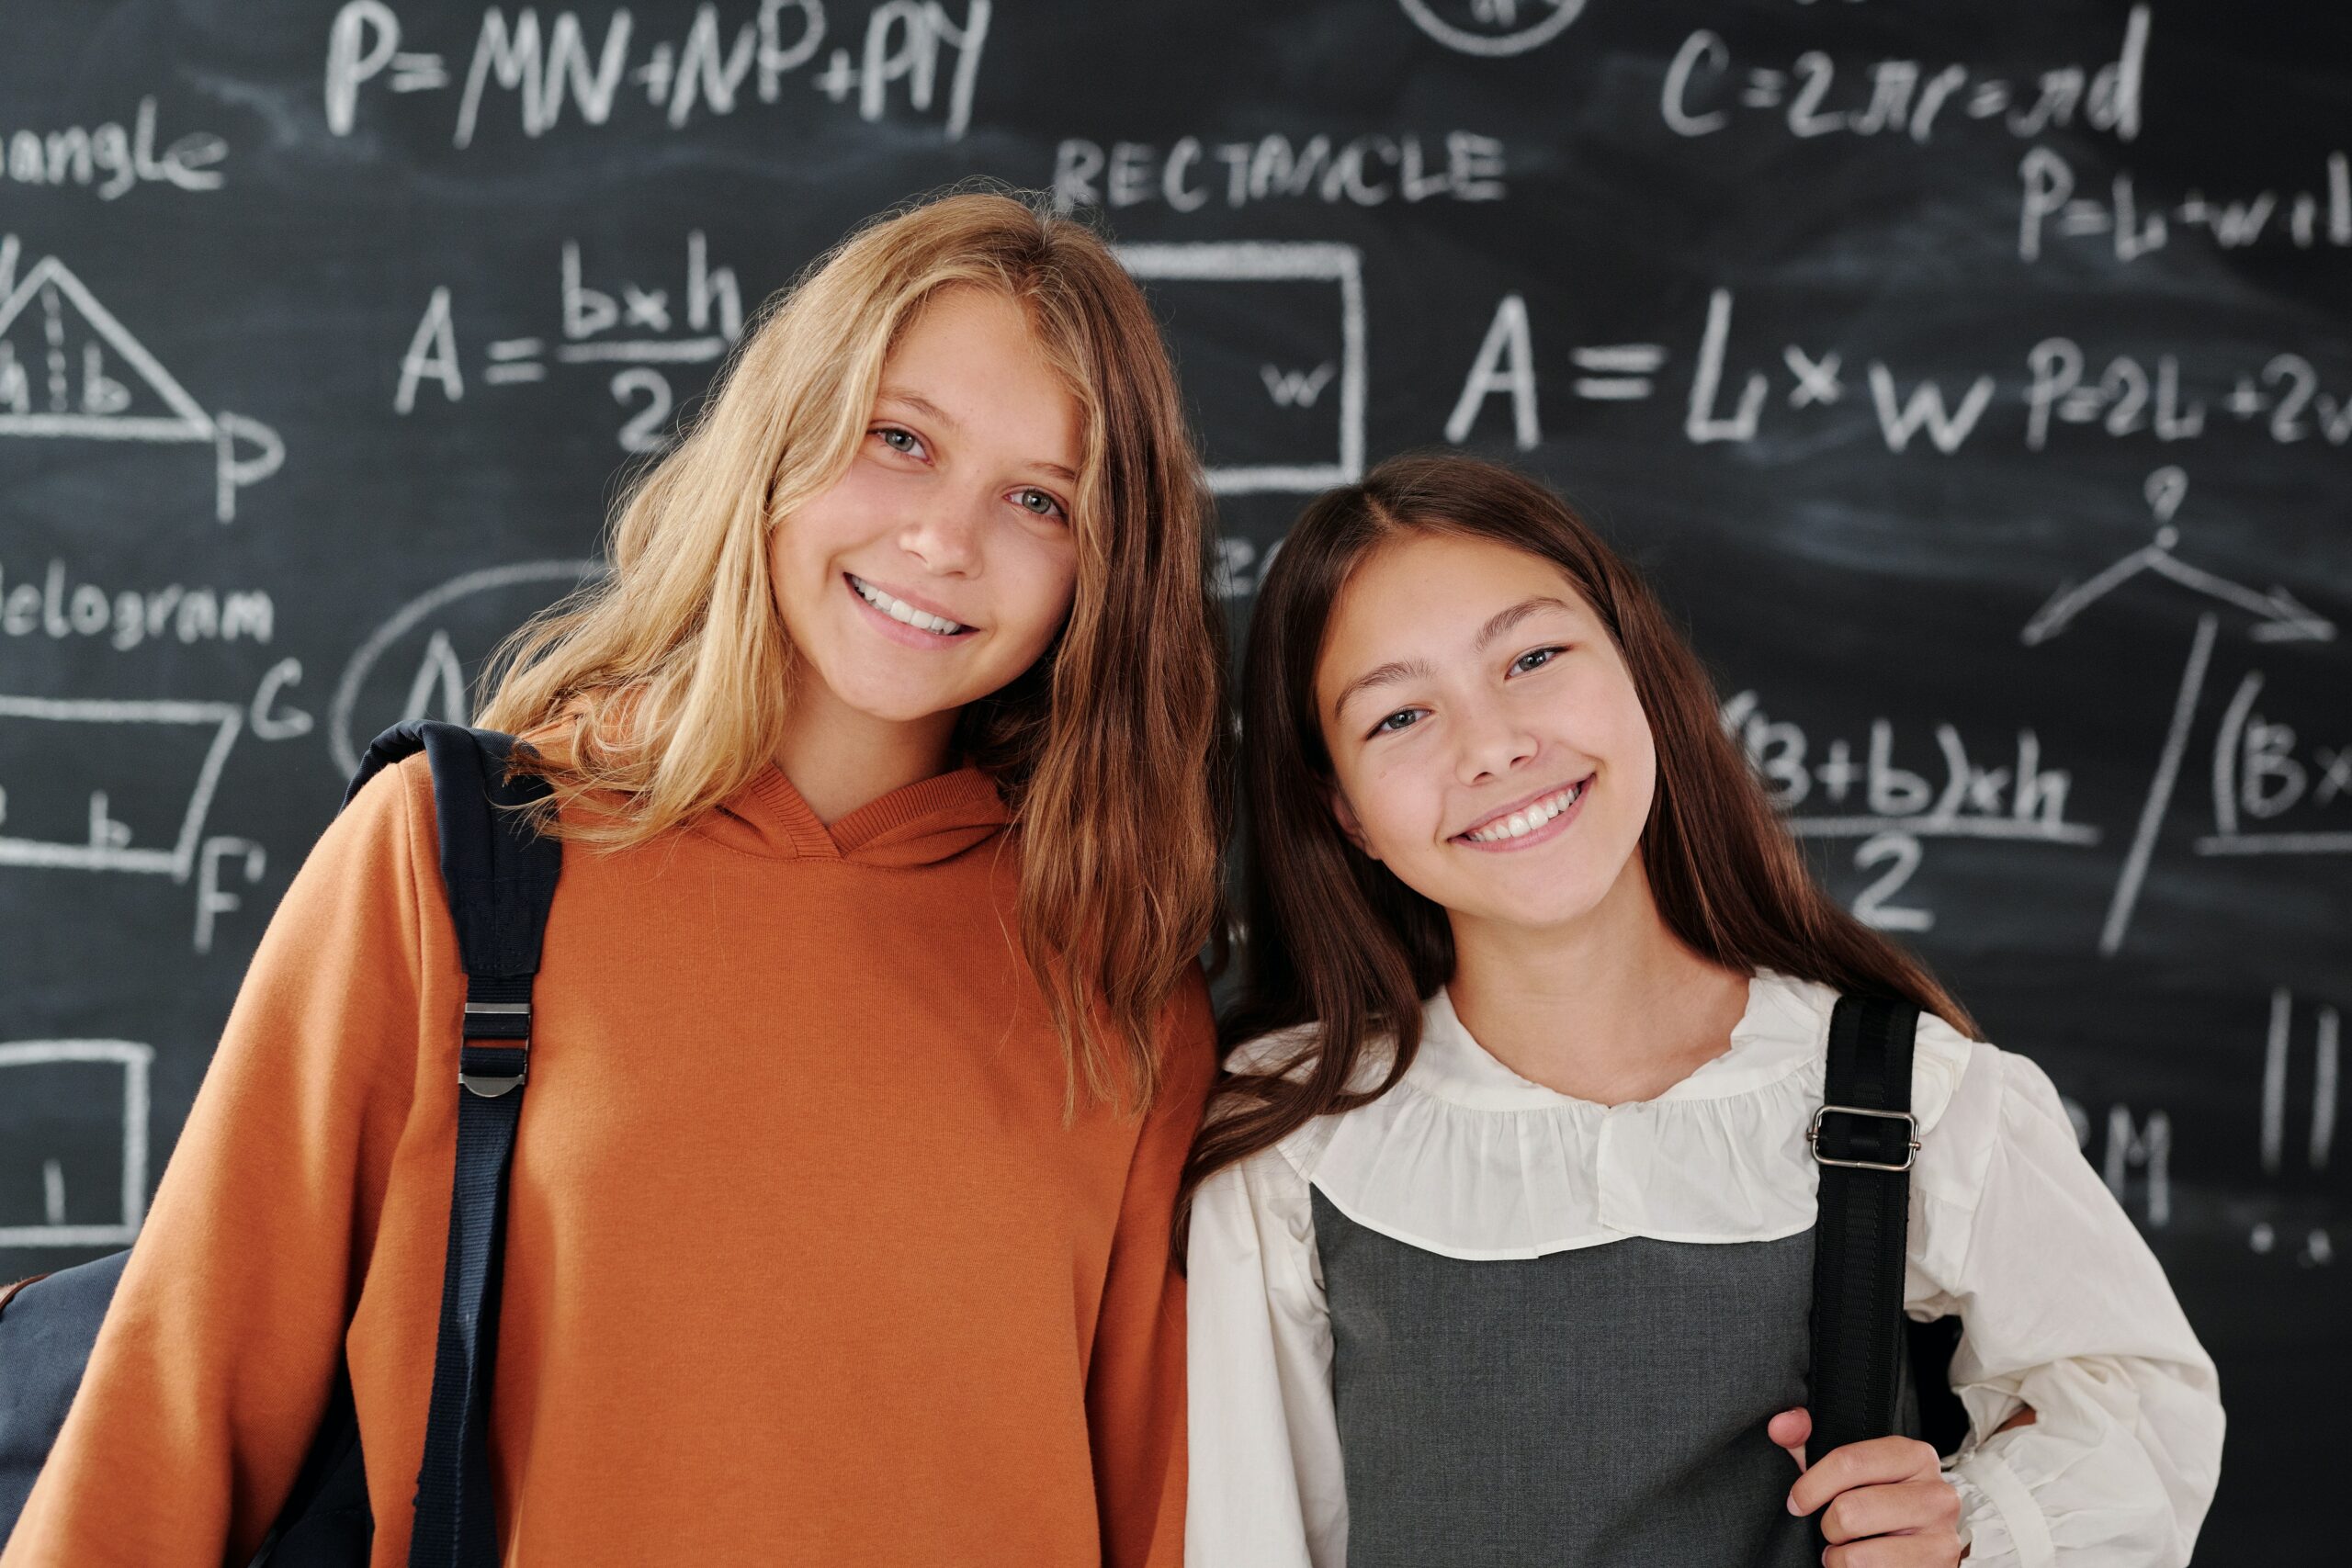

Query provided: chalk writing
[1663,6,2145,145]
[326,0,989,145]
[1724,692,2095,934]
[2201,672,2352,856]
[2020,145,2350,263]
[0,559,274,651]
[1052,131,1507,213]
[1444,286,2352,460]
[395,231,741,452]
[0,98,226,198]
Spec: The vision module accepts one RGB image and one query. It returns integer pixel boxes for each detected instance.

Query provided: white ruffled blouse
[1185,972,2224,1568]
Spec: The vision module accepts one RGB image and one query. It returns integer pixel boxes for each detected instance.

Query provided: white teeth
[852,575,965,636]
[1463,782,1585,844]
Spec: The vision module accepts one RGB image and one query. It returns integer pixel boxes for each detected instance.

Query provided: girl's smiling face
[771,284,1083,727]
[1315,530,1658,934]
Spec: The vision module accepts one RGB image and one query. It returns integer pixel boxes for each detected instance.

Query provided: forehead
[879,287,1083,468]
[1322,534,1588,661]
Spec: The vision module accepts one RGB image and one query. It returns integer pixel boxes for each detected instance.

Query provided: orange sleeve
[1086,965,1218,1568]
[2,760,440,1568]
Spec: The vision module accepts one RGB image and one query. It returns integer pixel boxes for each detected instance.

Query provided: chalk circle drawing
[0,237,283,523]
[1114,242,1365,496]
[0,1040,152,1248]
[1396,0,1586,58]
[330,559,606,774]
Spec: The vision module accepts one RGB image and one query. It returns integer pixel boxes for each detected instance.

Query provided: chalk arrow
[2150,552,2337,642]
[2246,587,2336,643]
[2021,535,2338,645]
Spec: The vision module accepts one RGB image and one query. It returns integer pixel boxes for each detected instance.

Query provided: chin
[852,687,967,724]
[811,660,952,722]
[1453,874,1613,932]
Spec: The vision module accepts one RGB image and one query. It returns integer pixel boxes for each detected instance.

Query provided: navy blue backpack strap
[1806,994,1922,1470]
[275,720,560,1567]
[352,720,560,1568]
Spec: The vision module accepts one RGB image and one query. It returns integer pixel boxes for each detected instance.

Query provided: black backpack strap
[350,720,559,1568]
[1806,993,1923,1467]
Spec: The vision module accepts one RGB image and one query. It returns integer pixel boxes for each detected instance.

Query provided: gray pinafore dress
[1314,1188,1833,1567]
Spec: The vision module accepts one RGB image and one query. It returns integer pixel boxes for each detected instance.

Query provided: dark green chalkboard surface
[2,1,2343,1555]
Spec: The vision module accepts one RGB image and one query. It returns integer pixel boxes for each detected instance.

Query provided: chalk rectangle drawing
[0,1040,152,1248]
[1114,242,1366,495]
[0,695,242,879]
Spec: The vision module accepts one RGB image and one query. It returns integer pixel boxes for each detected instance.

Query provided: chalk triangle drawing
[0,248,213,442]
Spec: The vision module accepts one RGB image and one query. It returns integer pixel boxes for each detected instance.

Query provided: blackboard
[1,1,2342,1556]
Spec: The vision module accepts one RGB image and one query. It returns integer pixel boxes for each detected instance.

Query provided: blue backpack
[0,721,560,1568]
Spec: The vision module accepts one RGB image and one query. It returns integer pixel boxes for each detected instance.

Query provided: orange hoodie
[3,754,1214,1567]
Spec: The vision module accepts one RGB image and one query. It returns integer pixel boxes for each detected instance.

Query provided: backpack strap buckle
[458,1043,528,1099]
[1809,1104,1919,1171]
[461,998,530,1033]
[458,984,531,1097]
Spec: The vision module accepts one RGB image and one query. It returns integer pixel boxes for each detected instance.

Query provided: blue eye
[873,425,924,457]
[1372,708,1421,737]
[1013,487,1068,521]
[1512,647,1563,674]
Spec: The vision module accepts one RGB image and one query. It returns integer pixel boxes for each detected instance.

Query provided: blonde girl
[8,191,1227,1568]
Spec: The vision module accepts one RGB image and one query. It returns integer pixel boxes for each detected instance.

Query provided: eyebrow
[1476,595,1575,649]
[1329,656,1436,722]
[876,386,1080,484]
[1327,595,1579,722]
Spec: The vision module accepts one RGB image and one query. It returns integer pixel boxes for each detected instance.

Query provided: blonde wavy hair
[478,188,1228,1112]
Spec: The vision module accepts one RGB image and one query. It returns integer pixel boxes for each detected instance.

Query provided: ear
[1329,784,1379,862]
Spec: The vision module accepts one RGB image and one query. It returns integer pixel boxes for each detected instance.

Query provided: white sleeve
[1905,1041,2225,1568]
[1185,1145,1346,1568]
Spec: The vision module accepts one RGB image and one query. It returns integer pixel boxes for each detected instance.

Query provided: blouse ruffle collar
[1253,971,1974,1261]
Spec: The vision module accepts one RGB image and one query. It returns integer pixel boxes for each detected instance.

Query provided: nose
[1453,695,1539,785]
[898,491,984,577]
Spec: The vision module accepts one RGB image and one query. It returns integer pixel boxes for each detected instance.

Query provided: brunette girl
[7,192,1226,1567]
[1183,453,2222,1567]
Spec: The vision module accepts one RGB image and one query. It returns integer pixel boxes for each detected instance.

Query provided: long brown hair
[479,188,1228,1113]
[1181,451,1972,1212]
